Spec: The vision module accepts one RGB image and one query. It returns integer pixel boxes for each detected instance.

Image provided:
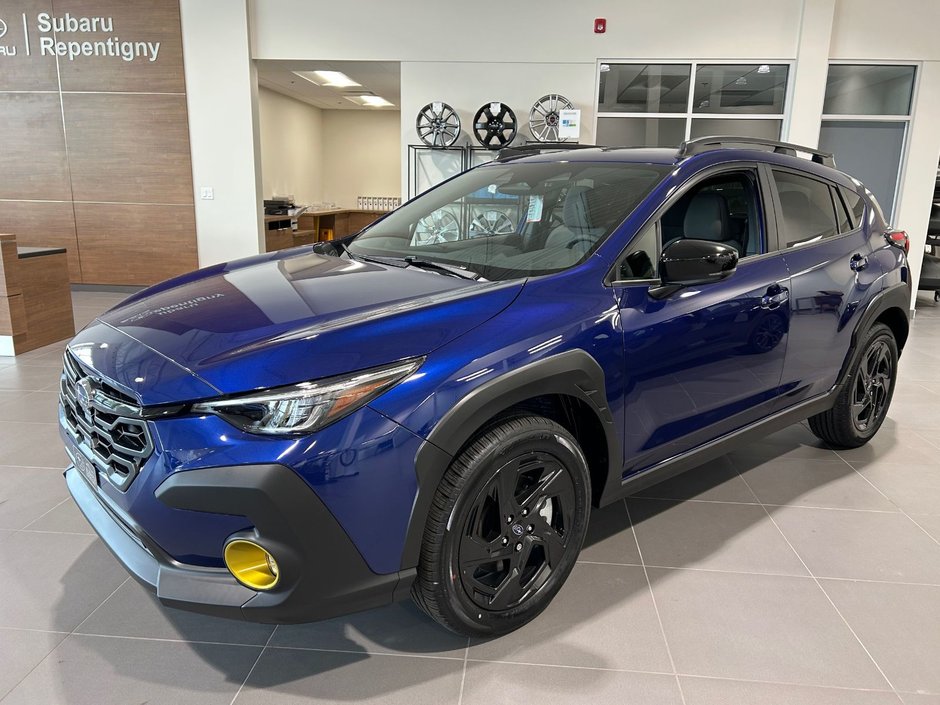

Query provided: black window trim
[606,161,779,287]
[766,165,863,252]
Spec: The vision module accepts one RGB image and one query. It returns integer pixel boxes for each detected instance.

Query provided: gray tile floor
[0,289,939,704]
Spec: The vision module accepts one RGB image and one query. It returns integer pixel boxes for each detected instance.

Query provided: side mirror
[649,239,738,299]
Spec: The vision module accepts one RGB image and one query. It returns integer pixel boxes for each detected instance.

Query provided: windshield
[346,161,670,281]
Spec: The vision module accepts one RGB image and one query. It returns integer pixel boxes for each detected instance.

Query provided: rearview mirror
[649,239,738,299]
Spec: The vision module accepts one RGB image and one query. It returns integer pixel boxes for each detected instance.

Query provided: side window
[840,186,866,226]
[831,187,853,234]
[614,169,764,281]
[772,170,839,248]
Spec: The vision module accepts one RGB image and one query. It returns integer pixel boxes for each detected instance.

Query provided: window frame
[606,162,779,287]
[819,60,918,223]
[764,165,863,252]
[594,59,796,145]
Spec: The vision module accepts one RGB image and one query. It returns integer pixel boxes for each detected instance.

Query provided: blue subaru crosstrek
[60,136,911,637]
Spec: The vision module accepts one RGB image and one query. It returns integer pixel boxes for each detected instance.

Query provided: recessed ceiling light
[757,64,771,74]
[344,94,394,108]
[313,70,361,87]
[360,95,394,107]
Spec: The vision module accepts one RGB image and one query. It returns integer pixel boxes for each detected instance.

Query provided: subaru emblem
[75,378,94,410]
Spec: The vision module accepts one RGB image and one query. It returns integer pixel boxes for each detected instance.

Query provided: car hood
[81,249,523,404]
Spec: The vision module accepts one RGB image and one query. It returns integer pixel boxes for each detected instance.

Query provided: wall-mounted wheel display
[473,102,518,149]
[469,209,515,238]
[529,94,573,143]
[416,102,461,148]
[411,209,460,245]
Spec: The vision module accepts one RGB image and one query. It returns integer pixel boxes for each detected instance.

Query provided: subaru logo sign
[511,523,525,537]
[75,378,94,410]
[0,19,7,39]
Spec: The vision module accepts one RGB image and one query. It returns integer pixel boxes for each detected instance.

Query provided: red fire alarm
[594,18,606,33]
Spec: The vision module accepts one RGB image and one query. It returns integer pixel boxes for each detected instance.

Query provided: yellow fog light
[224,539,280,591]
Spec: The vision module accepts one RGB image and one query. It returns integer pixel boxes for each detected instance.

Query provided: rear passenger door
[769,168,882,406]
[613,165,792,475]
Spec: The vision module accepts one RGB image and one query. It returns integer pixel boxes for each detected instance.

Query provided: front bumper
[66,463,415,623]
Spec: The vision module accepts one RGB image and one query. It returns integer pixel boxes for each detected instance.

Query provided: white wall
[180,0,263,267]
[258,87,323,204]
[321,111,401,209]
[249,0,802,63]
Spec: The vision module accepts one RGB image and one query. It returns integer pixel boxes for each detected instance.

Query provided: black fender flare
[834,281,911,389]
[399,348,620,570]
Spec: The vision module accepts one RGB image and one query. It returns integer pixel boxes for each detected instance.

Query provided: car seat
[544,185,605,257]
[681,192,743,256]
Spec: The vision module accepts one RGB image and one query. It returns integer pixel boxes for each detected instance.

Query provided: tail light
[884,230,909,254]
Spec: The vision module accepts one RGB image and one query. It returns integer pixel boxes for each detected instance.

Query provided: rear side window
[832,187,853,233]
[772,170,838,248]
[840,186,865,226]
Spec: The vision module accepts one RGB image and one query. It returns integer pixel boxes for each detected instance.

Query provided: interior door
[613,167,792,476]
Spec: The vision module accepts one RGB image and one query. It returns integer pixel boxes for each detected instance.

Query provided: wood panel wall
[0,0,197,285]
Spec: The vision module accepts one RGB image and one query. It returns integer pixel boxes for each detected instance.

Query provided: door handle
[760,284,789,309]
[850,253,869,271]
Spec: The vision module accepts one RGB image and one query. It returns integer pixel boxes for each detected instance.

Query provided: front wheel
[412,415,591,637]
[808,322,898,448]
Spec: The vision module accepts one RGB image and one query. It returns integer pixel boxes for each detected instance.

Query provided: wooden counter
[0,234,75,355]
[264,209,387,253]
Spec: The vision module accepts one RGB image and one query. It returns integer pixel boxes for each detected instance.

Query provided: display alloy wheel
[808,322,898,448]
[472,102,518,149]
[528,94,573,143]
[412,210,460,246]
[412,415,590,637]
[416,102,461,148]
[469,209,515,238]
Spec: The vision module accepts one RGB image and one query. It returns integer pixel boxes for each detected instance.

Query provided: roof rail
[495,142,597,162]
[677,135,836,168]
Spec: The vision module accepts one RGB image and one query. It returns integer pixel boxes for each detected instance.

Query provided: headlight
[192,358,423,435]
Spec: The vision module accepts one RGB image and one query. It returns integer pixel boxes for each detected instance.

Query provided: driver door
[612,166,792,475]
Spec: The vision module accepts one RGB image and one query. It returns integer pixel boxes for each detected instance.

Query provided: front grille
[59,352,153,491]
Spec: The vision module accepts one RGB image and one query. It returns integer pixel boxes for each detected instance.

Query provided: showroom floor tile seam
[633,495,904,513]
[912,429,940,451]
[0,577,131,704]
[733,471,902,697]
[456,637,471,705]
[830,451,940,549]
[623,498,689,705]
[229,625,278,705]
[576,561,940,587]
[18,497,70,531]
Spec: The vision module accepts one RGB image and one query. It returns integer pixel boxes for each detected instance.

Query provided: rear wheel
[808,323,898,448]
[412,415,590,637]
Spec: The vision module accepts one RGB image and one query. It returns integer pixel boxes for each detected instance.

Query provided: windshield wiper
[347,251,485,280]
[402,256,484,280]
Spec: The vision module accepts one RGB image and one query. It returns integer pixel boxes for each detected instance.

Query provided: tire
[412,415,591,637]
[808,322,898,449]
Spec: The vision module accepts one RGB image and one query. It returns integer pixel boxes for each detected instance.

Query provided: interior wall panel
[0,201,82,281]
[74,203,197,285]
[0,93,72,201]
[64,94,194,204]
[53,0,187,92]
[0,0,197,286]
[0,0,59,91]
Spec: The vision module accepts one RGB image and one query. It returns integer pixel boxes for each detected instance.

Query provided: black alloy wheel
[458,450,576,611]
[850,339,893,432]
[808,322,898,448]
[412,415,590,637]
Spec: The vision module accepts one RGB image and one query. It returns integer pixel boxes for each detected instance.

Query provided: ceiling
[255,60,401,111]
